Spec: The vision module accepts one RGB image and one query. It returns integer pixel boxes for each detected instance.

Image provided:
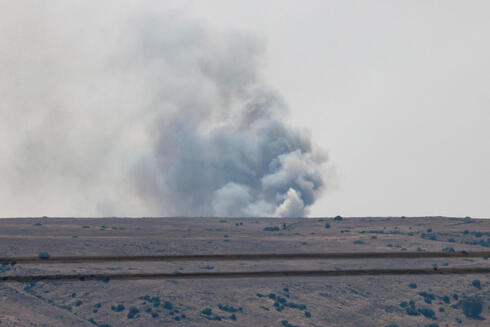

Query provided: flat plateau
[0,217,488,326]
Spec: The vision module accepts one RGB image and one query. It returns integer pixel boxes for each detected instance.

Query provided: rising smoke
[0,3,326,217]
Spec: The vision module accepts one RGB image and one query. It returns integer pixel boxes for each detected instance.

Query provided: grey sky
[1,1,489,217]
[185,0,490,218]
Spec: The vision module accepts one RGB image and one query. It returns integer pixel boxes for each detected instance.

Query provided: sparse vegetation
[111,304,125,312]
[38,252,50,259]
[281,320,299,327]
[471,279,481,289]
[418,291,436,304]
[127,307,140,319]
[461,296,483,319]
[201,308,212,315]
[218,304,242,313]
[1,216,488,326]
[418,308,436,319]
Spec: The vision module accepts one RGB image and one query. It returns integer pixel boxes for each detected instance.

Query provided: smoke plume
[0,3,326,217]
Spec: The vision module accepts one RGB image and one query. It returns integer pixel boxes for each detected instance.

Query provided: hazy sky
[1,1,489,218]
[183,0,490,218]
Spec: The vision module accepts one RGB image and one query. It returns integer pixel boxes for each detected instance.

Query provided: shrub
[218,304,242,313]
[461,296,483,319]
[409,283,417,289]
[325,223,331,229]
[418,292,436,304]
[163,301,173,310]
[263,226,280,232]
[285,302,306,310]
[201,308,212,316]
[405,301,419,316]
[334,215,343,220]
[281,321,299,327]
[471,279,481,289]
[418,308,436,319]
[111,304,125,312]
[127,307,139,319]
[38,252,50,259]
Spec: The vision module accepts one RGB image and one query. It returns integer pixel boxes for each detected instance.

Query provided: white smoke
[0,2,327,217]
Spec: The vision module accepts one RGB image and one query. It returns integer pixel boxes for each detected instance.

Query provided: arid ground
[0,217,488,326]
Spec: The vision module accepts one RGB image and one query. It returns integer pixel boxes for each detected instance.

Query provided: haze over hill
[0,2,325,218]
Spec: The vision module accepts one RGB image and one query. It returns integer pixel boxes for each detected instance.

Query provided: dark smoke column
[131,17,326,217]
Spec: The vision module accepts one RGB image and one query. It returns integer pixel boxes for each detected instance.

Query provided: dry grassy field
[0,217,488,326]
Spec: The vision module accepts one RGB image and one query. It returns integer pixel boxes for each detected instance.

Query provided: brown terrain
[0,216,488,326]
